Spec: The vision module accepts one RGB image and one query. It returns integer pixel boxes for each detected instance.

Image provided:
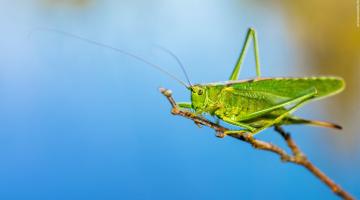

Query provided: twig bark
[160,88,354,200]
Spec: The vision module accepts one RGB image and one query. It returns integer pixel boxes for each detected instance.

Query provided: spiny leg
[229,28,261,80]
[239,88,317,121]
[250,93,316,135]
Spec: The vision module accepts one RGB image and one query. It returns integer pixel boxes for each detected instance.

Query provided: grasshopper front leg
[177,102,192,109]
[176,102,208,127]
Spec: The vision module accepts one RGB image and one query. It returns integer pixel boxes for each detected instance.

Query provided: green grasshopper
[35,28,344,136]
[175,28,344,136]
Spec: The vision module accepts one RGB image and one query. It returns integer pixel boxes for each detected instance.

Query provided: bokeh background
[0,0,359,199]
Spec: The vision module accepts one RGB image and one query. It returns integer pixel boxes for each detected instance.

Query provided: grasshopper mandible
[33,28,344,136]
[175,28,344,136]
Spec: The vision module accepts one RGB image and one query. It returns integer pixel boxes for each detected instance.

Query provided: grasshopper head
[190,85,207,111]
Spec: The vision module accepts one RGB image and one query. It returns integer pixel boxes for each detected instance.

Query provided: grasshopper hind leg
[229,28,261,81]
[250,94,316,135]
[282,116,342,130]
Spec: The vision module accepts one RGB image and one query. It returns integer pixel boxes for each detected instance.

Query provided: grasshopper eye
[198,89,204,95]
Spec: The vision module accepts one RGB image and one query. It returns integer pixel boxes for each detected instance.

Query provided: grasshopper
[34,28,344,136]
[175,28,344,136]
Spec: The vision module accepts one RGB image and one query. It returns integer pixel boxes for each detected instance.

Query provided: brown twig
[160,88,354,200]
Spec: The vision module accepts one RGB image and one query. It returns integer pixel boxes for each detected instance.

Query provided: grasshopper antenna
[28,27,189,88]
[153,45,192,87]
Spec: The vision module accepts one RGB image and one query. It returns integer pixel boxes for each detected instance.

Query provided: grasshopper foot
[216,131,226,138]
[217,130,248,138]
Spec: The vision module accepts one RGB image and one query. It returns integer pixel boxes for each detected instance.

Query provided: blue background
[0,1,358,199]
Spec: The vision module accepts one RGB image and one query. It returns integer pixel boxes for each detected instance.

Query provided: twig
[274,126,353,200]
[160,88,354,200]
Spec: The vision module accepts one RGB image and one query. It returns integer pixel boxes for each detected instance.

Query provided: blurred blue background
[0,0,359,199]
